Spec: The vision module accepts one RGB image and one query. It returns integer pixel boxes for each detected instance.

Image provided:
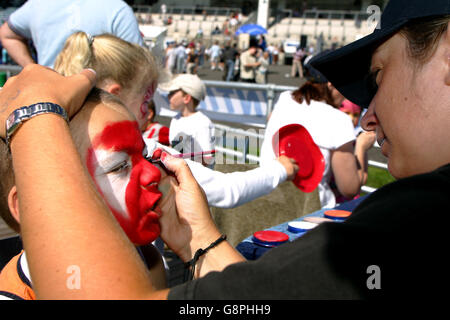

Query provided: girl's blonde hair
[54,32,159,95]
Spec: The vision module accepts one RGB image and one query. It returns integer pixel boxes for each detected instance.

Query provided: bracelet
[5,103,68,149]
[184,234,227,281]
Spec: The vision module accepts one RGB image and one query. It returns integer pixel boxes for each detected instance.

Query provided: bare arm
[331,131,375,198]
[331,142,362,198]
[354,131,377,185]
[0,65,167,299]
[0,22,35,67]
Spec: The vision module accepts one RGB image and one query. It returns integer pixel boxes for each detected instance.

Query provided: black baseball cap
[303,50,332,83]
[310,0,450,108]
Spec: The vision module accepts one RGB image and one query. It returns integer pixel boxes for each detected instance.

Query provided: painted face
[121,82,157,131]
[361,33,450,178]
[86,120,163,245]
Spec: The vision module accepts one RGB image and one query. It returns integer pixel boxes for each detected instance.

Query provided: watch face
[6,111,16,129]
[6,107,28,137]
[6,104,67,145]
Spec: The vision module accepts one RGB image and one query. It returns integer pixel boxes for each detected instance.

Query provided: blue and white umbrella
[235,24,268,36]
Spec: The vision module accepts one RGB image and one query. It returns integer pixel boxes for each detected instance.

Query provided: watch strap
[5,102,68,148]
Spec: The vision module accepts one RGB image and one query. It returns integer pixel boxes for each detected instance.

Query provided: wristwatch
[5,102,68,148]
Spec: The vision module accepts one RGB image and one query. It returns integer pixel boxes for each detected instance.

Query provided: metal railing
[202,80,297,120]
[0,64,22,77]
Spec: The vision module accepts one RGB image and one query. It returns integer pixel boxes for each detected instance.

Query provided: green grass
[366,166,396,190]
[218,143,396,191]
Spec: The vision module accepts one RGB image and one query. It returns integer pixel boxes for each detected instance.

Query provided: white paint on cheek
[91,149,131,220]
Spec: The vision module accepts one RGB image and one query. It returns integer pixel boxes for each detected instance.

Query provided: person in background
[266,43,275,65]
[340,99,362,133]
[0,0,143,68]
[260,61,375,208]
[196,41,205,68]
[185,43,198,75]
[258,35,267,52]
[290,46,305,78]
[160,3,167,21]
[239,40,261,83]
[256,51,270,84]
[329,99,365,203]
[161,74,214,167]
[208,40,221,71]
[174,41,187,74]
[221,41,239,81]
[272,44,279,65]
[164,42,177,74]
[142,100,170,146]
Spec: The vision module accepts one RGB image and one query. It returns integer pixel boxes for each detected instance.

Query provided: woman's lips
[377,136,389,157]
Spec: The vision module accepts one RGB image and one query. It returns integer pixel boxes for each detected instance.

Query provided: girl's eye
[108,161,131,174]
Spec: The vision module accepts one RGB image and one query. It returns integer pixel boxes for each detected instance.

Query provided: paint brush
[146,149,216,164]
[171,150,216,159]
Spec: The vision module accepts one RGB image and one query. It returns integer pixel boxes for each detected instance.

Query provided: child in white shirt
[160,74,215,167]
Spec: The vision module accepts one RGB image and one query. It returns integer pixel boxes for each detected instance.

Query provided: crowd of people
[162,35,291,84]
[0,0,448,301]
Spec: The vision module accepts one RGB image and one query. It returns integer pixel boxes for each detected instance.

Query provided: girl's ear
[103,83,122,96]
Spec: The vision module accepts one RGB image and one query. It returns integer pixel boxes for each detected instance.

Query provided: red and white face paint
[139,82,157,120]
[86,120,162,245]
[121,81,157,132]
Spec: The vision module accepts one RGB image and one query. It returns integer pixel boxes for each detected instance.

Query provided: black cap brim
[310,20,408,108]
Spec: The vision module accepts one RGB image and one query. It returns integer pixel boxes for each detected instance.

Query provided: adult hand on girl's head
[0,64,96,137]
[158,152,221,263]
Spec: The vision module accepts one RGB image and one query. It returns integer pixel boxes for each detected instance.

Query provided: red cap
[273,124,325,192]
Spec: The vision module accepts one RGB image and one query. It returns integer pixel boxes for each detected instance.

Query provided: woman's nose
[360,101,378,132]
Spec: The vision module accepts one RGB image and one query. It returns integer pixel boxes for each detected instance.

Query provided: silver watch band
[5,102,68,148]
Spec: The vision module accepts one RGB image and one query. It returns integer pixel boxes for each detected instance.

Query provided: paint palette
[287,221,318,233]
[252,230,289,248]
[324,209,352,221]
[273,124,325,192]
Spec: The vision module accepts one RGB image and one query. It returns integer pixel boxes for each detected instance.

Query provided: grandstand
[133,1,382,49]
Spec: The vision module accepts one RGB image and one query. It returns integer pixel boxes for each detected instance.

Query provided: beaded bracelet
[184,234,227,281]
